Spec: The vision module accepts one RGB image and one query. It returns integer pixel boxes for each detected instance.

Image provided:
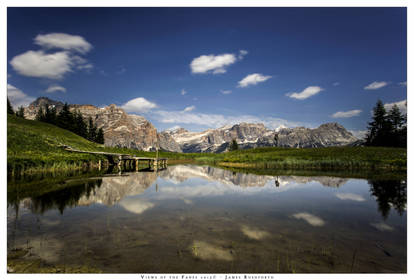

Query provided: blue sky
[7,8,407,135]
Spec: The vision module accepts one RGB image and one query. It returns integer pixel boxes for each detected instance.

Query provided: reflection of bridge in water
[63,146,167,171]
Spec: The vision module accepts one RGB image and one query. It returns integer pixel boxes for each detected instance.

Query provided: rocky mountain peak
[28,97,64,108]
[318,122,344,130]
[22,97,359,153]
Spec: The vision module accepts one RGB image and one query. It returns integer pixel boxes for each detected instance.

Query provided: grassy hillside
[7,115,406,174]
[8,115,104,173]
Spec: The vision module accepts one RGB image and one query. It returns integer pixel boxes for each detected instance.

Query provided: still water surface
[7,165,406,273]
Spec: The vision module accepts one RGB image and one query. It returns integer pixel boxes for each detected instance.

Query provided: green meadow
[7,115,406,174]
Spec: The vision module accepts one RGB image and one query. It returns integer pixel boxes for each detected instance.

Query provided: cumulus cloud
[121,97,158,113]
[10,33,93,79]
[364,81,388,90]
[7,84,36,108]
[190,51,245,74]
[292,212,325,227]
[335,193,365,202]
[331,109,362,118]
[34,33,92,54]
[220,90,232,95]
[45,85,66,93]
[10,50,72,79]
[181,89,187,95]
[333,82,340,86]
[183,105,195,112]
[238,73,272,88]
[152,110,302,130]
[384,99,407,114]
[286,86,323,100]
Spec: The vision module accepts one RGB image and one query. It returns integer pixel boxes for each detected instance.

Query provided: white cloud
[45,85,66,93]
[370,222,393,232]
[121,97,158,113]
[286,86,323,100]
[399,81,407,87]
[190,53,237,74]
[34,33,92,54]
[77,63,93,71]
[333,82,340,86]
[190,240,233,261]
[10,33,92,79]
[10,50,72,79]
[166,125,181,131]
[238,49,248,59]
[238,73,272,88]
[183,105,195,112]
[181,89,187,95]
[350,130,367,139]
[220,90,232,95]
[384,99,407,114]
[335,193,365,202]
[240,225,270,240]
[292,212,325,227]
[119,197,154,215]
[152,110,302,130]
[7,84,36,108]
[331,109,362,118]
[364,81,388,90]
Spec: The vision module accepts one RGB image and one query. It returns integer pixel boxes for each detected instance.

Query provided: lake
[7,165,406,273]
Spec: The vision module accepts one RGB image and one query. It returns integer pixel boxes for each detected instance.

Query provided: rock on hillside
[276,123,358,148]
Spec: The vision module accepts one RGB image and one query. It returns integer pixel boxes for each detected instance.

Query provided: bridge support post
[118,156,122,171]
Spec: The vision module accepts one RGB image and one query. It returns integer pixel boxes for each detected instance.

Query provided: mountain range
[23,97,359,153]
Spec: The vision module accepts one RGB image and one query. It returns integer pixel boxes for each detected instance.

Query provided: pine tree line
[35,103,105,144]
[7,98,25,118]
[365,100,407,147]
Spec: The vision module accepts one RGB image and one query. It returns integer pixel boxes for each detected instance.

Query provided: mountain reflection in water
[7,165,407,273]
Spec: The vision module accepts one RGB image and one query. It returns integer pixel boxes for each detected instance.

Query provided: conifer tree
[7,98,14,115]
[35,107,45,121]
[87,117,97,142]
[366,100,407,147]
[57,103,74,131]
[16,106,25,118]
[74,111,88,138]
[96,127,105,144]
[229,139,239,151]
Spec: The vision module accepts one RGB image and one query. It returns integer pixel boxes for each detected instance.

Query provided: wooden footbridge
[62,146,168,171]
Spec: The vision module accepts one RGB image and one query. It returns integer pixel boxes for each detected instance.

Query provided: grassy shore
[8,115,406,174]
[197,146,407,171]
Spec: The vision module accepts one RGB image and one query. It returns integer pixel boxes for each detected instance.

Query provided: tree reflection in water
[26,180,102,215]
[369,179,406,219]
